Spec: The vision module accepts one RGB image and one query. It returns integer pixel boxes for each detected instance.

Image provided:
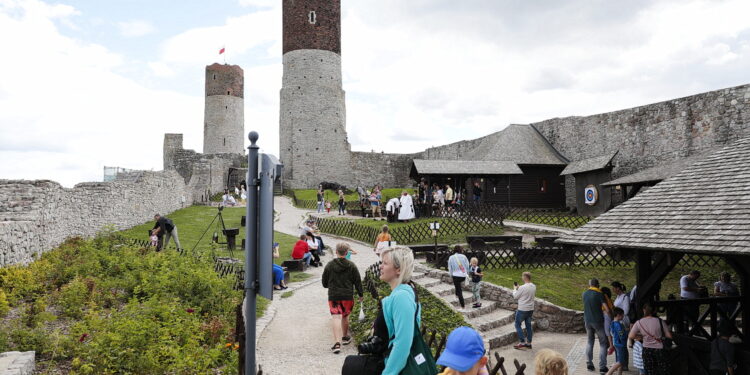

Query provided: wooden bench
[282,258,308,272]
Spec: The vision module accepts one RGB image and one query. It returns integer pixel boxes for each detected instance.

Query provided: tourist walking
[680,270,704,328]
[436,326,489,375]
[606,307,628,375]
[445,184,454,206]
[338,189,346,215]
[472,181,482,203]
[448,245,471,311]
[398,190,415,222]
[379,246,422,375]
[583,278,612,373]
[513,272,536,349]
[322,243,364,354]
[611,282,631,327]
[316,187,325,213]
[369,188,383,220]
[535,349,569,375]
[628,303,673,375]
[373,225,393,256]
[709,322,737,375]
[469,257,483,308]
[151,214,181,251]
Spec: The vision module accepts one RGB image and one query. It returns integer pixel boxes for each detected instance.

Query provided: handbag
[658,318,674,349]
[393,285,437,375]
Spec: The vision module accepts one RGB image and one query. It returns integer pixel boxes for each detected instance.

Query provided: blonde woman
[379,246,419,375]
[535,349,568,375]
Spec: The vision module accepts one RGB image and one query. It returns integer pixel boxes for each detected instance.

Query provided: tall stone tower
[204,63,244,154]
[280,0,352,189]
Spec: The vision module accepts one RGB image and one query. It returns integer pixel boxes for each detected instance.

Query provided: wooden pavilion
[558,137,750,374]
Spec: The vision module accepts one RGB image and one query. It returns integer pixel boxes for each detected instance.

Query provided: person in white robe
[398,190,415,221]
[385,197,400,222]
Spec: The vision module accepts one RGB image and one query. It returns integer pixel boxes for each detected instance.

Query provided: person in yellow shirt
[436,327,489,375]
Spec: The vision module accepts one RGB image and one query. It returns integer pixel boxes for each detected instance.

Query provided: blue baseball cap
[436,326,485,371]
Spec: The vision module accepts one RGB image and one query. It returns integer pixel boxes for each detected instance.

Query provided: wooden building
[559,152,617,216]
[558,137,750,374]
[410,125,568,208]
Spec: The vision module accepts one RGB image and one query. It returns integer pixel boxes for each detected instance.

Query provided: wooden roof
[558,137,750,255]
[411,159,523,175]
[601,156,700,187]
[560,151,618,176]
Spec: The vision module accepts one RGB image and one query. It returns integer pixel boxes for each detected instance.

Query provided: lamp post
[430,221,440,265]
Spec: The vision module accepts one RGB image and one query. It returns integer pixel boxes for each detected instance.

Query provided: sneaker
[513,343,526,350]
[331,342,341,354]
[341,336,352,345]
[586,363,595,371]
[599,367,608,374]
[524,343,532,349]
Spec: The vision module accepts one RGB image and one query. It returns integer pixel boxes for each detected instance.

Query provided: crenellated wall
[0,171,188,267]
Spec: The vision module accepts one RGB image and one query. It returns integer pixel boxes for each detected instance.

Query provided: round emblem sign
[584,185,598,206]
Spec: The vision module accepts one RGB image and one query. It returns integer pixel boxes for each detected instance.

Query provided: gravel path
[255,197,382,375]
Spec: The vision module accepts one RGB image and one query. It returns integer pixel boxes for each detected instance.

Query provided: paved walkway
[256,197,380,374]
[257,196,639,375]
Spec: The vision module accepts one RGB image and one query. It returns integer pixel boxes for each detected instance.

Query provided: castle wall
[0,171,188,267]
[533,84,750,208]
[283,0,340,54]
[350,152,422,189]
[280,49,351,189]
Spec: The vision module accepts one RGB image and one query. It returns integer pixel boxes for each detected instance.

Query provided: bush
[0,266,43,305]
[57,277,91,319]
[0,289,10,317]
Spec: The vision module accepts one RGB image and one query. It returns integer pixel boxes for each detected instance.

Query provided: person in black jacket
[151,214,181,251]
[322,242,364,354]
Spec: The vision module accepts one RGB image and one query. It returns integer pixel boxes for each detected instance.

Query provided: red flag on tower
[219,46,225,54]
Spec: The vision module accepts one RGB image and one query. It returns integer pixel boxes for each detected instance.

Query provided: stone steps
[467,308,516,333]
[416,277,444,288]
[484,322,537,350]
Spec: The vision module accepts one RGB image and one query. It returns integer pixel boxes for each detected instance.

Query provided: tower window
[213,74,216,80]
[227,91,231,95]
[223,138,226,146]
[308,11,316,24]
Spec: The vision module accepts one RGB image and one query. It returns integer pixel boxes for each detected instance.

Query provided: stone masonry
[0,351,35,375]
[0,171,188,267]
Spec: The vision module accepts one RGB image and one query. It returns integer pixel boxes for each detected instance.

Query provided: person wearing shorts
[322,242,363,354]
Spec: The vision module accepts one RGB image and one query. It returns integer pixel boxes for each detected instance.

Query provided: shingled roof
[411,159,523,175]
[462,124,569,165]
[601,156,700,187]
[558,137,750,255]
[560,151,618,176]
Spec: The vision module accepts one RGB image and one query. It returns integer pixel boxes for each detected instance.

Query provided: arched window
[308,11,316,24]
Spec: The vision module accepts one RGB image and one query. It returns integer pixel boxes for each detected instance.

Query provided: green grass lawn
[119,206,300,265]
[482,261,730,311]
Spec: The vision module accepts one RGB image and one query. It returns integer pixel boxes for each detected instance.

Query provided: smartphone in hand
[513,281,519,287]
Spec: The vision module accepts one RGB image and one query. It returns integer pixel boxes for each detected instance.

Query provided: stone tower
[280,0,352,189]
[204,63,244,154]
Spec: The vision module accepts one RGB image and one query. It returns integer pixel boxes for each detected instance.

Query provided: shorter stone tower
[204,63,244,154]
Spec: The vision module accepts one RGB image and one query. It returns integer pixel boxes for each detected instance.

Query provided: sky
[0,0,749,187]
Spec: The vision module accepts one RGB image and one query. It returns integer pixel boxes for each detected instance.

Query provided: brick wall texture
[283,0,340,55]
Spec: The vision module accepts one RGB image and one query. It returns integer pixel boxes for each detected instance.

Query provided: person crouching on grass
[322,242,363,354]
[436,326,489,375]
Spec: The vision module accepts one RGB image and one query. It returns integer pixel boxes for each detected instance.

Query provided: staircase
[412,270,535,350]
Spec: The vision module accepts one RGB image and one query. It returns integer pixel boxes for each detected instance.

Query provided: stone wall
[421,267,584,333]
[283,0,341,54]
[0,170,188,267]
[533,84,750,207]
[350,151,422,189]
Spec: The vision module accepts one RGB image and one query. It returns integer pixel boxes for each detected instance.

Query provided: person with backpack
[628,303,673,375]
[322,243,363,354]
[447,245,471,311]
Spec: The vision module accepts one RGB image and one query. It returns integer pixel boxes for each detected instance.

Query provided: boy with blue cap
[436,326,489,375]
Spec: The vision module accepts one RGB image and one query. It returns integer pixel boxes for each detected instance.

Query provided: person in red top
[292,234,312,266]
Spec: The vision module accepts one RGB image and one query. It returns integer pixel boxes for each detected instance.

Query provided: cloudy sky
[0,0,748,187]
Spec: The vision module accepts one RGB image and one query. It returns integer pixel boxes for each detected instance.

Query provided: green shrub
[0,266,43,304]
[57,277,91,319]
[0,289,10,317]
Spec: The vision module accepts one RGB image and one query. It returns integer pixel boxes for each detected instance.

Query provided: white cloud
[117,19,155,37]
[0,0,201,187]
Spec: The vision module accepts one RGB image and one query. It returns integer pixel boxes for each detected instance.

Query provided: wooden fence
[428,243,726,270]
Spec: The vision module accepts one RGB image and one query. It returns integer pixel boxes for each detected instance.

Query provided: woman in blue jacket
[379,246,420,375]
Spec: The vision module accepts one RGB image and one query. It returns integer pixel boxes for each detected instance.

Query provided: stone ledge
[416,264,585,334]
[0,351,35,375]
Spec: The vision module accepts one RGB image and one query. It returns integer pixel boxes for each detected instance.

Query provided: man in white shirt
[680,270,702,328]
[512,272,536,350]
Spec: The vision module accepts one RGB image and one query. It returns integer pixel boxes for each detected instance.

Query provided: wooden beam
[726,256,750,339]
[636,250,684,316]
